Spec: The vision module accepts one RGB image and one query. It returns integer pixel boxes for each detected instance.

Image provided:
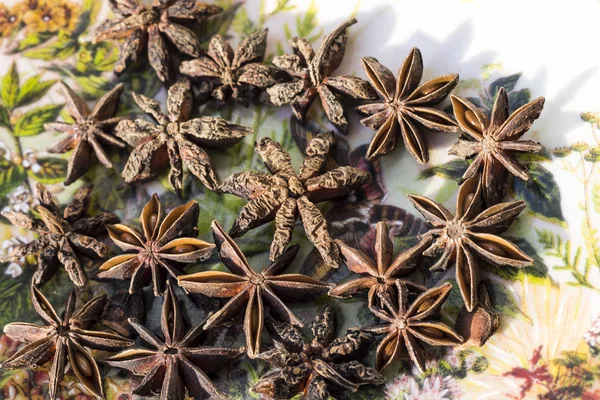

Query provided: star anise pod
[104,282,244,400]
[44,83,126,186]
[329,221,428,307]
[218,133,370,267]
[358,48,459,163]
[455,283,499,347]
[449,87,544,205]
[264,18,377,134]
[1,184,117,288]
[362,281,463,372]
[408,174,533,311]
[251,305,384,399]
[97,194,215,296]
[180,29,284,107]
[1,286,134,399]
[177,221,331,358]
[93,0,222,83]
[116,79,252,192]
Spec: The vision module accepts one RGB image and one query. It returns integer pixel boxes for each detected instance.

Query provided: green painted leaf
[13,104,63,137]
[75,74,111,99]
[0,105,9,129]
[508,88,532,112]
[489,73,521,98]
[592,184,600,214]
[418,159,469,181]
[484,280,530,322]
[1,62,19,110]
[23,40,76,61]
[10,32,53,52]
[0,162,27,197]
[27,157,68,184]
[195,2,242,43]
[15,75,57,108]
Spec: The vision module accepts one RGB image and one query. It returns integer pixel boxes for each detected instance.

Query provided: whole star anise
[358,48,459,163]
[264,18,377,134]
[97,194,215,296]
[450,87,545,205]
[44,83,126,186]
[1,184,117,288]
[177,220,331,358]
[1,286,134,399]
[251,305,384,399]
[408,174,533,311]
[93,0,222,82]
[116,79,252,192]
[218,133,370,267]
[362,281,463,372]
[104,282,244,400]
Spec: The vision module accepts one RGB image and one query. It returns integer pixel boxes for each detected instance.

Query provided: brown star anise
[408,174,533,311]
[177,220,331,358]
[358,48,459,163]
[1,184,117,288]
[218,133,370,267]
[264,18,377,134]
[362,281,463,372]
[104,282,244,400]
[450,87,545,205]
[1,286,134,399]
[116,78,252,192]
[97,194,215,296]
[251,305,385,399]
[44,82,126,186]
[93,0,222,82]
[329,221,428,307]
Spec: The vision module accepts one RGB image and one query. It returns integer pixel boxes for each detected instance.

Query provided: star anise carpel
[450,87,545,205]
[1,286,134,399]
[358,48,459,163]
[177,220,331,358]
[97,194,215,296]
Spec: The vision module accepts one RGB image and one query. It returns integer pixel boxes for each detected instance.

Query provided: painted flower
[2,185,35,214]
[405,375,462,400]
[21,149,43,173]
[584,313,600,350]
[385,374,416,399]
[23,0,79,33]
[1,235,31,278]
[0,3,22,38]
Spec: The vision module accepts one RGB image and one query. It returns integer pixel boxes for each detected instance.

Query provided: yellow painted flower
[0,3,23,38]
[23,0,80,34]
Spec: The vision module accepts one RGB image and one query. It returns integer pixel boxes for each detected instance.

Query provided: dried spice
[455,283,499,347]
[450,88,545,205]
[97,194,214,296]
[264,18,377,134]
[358,49,459,163]
[408,174,533,311]
[1,184,117,288]
[362,281,463,372]
[105,282,244,400]
[0,286,133,399]
[93,0,221,82]
[99,291,145,338]
[329,221,428,307]
[251,305,384,399]
[180,29,284,107]
[44,82,126,185]
[177,221,331,358]
[218,133,370,267]
[116,79,252,192]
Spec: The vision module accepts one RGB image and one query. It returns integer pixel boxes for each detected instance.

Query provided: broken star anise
[1,184,117,288]
[97,194,215,296]
[358,48,459,163]
[362,281,463,372]
[251,305,385,400]
[264,18,377,134]
[450,87,545,205]
[44,82,126,186]
[1,286,133,399]
[104,282,244,400]
[93,0,222,82]
[116,78,252,192]
[408,174,533,311]
[218,133,370,267]
[177,220,331,358]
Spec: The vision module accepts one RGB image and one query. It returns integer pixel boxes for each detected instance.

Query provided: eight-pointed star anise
[97,194,215,296]
[264,18,377,134]
[1,286,133,399]
[450,87,545,205]
[251,305,384,400]
[44,82,126,186]
[116,78,252,192]
[408,174,533,311]
[358,48,459,163]
[361,281,463,372]
[104,282,244,400]
[177,220,331,358]
[1,184,117,288]
[218,133,370,267]
[93,0,222,82]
